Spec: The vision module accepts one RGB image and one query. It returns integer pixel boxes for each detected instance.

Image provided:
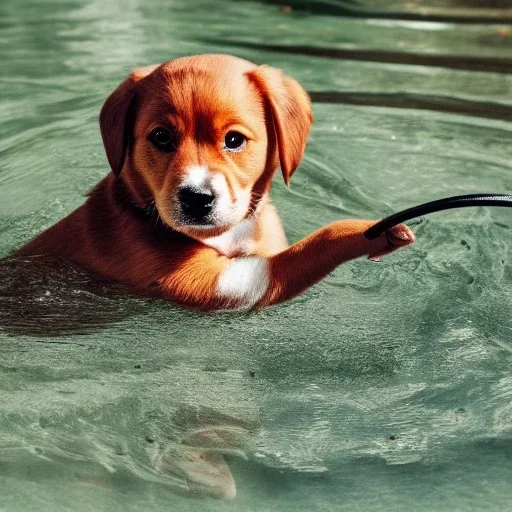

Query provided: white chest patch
[203,218,256,257]
[217,257,269,308]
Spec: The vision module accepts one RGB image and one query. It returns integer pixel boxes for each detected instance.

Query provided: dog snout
[179,186,215,223]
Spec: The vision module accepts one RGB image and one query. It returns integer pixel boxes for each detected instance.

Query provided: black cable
[364,193,512,240]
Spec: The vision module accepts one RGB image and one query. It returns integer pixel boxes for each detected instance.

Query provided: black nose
[179,187,215,222]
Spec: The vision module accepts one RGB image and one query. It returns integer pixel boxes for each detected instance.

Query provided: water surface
[1,0,512,510]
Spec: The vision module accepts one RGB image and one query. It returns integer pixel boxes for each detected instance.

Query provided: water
[1,0,512,510]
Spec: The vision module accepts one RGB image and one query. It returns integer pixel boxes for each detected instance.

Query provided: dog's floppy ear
[99,64,159,176]
[248,66,313,186]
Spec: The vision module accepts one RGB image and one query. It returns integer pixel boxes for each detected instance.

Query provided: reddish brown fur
[16,54,414,310]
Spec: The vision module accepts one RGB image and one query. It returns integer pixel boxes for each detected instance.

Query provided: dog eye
[224,131,247,152]
[149,128,176,152]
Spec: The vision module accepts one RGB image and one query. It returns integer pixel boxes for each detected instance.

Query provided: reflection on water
[1,0,512,510]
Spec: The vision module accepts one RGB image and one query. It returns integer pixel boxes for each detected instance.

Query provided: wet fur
[16,54,414,310]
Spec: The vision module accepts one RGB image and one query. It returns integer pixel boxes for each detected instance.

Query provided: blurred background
[0,1,511,510]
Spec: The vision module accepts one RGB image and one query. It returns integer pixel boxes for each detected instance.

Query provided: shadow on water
[249,0,512,23]
[308,92,512,122]
[204,39,512,75]
[0,256,149,337]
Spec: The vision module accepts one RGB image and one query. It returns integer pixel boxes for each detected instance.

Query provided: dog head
[99,54,312,238]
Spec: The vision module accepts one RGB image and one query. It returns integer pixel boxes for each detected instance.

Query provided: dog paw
[386,224,415,247]
[368,224,415,261]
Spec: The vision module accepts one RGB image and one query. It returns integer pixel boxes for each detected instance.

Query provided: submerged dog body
[17,54,414,310]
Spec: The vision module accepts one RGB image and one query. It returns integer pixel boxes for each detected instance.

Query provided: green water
[1,0,512,510]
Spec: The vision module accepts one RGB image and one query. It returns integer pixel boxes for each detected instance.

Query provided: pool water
[1,0,512,510]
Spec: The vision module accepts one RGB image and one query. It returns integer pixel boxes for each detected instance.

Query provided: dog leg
[157,220,413,310]
[259,220,414,307]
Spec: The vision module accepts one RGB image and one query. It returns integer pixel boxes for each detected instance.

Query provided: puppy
[16,54,414,310]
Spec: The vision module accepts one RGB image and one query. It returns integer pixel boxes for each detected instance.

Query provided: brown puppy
[16,54,414,310]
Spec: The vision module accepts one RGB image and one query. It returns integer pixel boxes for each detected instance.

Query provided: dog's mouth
[153,168,253,236]
[172,207,236,233]
[155,192,251,238]
[153,199,226,234]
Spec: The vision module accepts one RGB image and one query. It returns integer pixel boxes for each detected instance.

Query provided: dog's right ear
[247,66,312,186]
[99,64,159,176]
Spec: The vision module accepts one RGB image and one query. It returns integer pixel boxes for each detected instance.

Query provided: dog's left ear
[248,66,313,186]
[99,64,159,176]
